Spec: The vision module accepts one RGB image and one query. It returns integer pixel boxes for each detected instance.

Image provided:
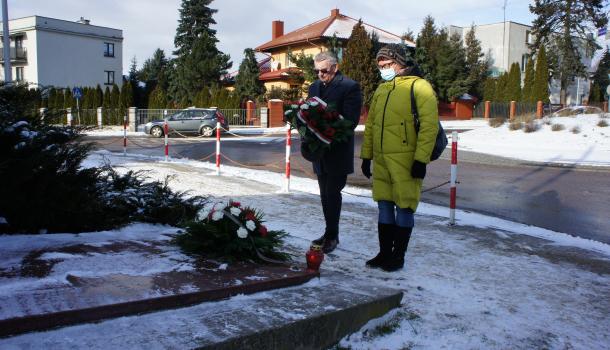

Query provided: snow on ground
[3,151,606,349]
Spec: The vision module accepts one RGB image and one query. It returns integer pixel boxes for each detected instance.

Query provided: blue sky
[5,0,536,74]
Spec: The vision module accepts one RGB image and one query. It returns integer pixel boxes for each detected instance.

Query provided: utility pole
[2,0,11,82]
[502,0,507,74]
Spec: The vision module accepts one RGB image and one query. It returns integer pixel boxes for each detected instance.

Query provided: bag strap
[410,78,421,133]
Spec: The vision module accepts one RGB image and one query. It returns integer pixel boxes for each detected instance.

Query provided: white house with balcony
[0,15,123,88]
[449,21,597,105]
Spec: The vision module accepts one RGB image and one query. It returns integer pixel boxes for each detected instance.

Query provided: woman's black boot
[366,223,394,268]
[381,226,412,272]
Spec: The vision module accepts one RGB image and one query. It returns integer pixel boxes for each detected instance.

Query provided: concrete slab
[0,271,402,350]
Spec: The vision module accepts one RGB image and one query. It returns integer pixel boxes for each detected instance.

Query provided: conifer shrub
[570,126,581,134]
[523,120,540,133]
[597,119,608,127]
[0,84,205,234]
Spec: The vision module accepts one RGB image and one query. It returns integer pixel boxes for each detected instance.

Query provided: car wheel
[150,126,164,138]
[200,125,214,137]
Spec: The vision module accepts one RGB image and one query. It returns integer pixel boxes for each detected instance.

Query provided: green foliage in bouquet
[174,200,290,262]
[284,98,354,154]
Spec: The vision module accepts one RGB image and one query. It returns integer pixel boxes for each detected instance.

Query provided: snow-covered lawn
[4,112,609,348]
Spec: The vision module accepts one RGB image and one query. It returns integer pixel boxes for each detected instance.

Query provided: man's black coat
[307,72,362,175]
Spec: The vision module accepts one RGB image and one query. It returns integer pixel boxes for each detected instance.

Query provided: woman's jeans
[378,200,414,228]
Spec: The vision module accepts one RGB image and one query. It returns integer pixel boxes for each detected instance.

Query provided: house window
[104,42,114,57]
[15,67,24,81]
[104,70,114,85]
[14,36,23,49]
[521,54,529,72]
[525,30,532,44]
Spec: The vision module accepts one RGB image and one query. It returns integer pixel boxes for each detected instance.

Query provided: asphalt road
[90,132,610,244]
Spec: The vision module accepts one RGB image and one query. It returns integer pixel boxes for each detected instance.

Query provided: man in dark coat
[307,51,362,253]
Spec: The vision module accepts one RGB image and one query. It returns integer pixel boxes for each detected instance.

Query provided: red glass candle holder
[306,244,324,271]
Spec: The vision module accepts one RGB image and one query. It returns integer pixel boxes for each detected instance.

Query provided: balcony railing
[0,47,27,62]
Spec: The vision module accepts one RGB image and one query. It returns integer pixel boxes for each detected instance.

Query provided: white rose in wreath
[236,227,248,238]
[245,220,256,231]
[211,210,224,221]
[230,207,242,216]
[300,103,309,110]
[213,202,226,211]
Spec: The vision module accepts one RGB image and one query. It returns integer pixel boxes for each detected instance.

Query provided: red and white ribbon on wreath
[296,96,344,145]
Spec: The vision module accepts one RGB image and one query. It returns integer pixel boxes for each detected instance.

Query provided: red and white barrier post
[285,124,291,192]
[164,119,169,161]
[123,115,127,156]
[449,131,458,225]
[215,121,221,175]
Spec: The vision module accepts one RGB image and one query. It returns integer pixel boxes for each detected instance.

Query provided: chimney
[77,17,90,25]
[272,20,284,39]
[331,9,339,17]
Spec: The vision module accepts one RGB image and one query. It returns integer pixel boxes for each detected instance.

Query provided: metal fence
[136,108,260,127]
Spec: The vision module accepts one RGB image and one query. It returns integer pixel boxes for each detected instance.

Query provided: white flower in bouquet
[213,202,225,211]
[211,210,224,221]
[197,208,210,221]
[246,220,256,231]
[300,103,309,110]
[309,101,319,107]
[230,207,242,216]
[291,104,298,109]
[236,227,248,238]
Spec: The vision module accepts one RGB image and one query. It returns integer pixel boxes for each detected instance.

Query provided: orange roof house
[255,8,413,92]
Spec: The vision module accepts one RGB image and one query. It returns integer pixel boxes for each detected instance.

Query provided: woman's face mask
[379,67,396,81]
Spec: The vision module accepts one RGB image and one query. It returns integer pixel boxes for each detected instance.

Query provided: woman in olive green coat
[360,45,439,272]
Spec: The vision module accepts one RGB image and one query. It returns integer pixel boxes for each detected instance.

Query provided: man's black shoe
[322,238,339,253]
[312,234,326,245]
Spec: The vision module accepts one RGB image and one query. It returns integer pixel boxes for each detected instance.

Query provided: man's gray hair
[314,51,338,65]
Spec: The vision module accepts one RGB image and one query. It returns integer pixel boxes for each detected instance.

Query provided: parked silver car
[144,108,229,137]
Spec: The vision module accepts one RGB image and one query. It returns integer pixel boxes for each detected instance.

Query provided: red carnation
[245,211,256,221]
[259,225,268,237]
[324,128,336,137]
[317,105,325,113]
[302,110,309,118]
[309,119,317,127]
[230,201,241,207]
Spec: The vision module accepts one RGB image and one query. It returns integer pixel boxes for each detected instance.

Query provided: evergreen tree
[506,62,522,102]
[47,88,57,112]
[169,0,232,104]
[415,16,441,88]
[95,85,104,108]
[402,29,415,43]
[64,88,75,110]
[287,49,314,94]
[148,85,169,109]
[120,81,134,112]
[234,48,265,102]
[532,46,550,103]
[110,84,121,124]
[341,19,379,106]
[435,32,468,101]
[326,34,342,59]
[140,49,169,86]
[494,73,508,102]
[483,77,497,102]
[464,24,489,99]
[529,0,608,104]
[103,86,111,110]
[522,57,536,103]
[588,52,610,102]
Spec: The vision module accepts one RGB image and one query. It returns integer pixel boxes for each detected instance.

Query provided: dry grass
[523,120,540,133]
[598,119,608,127]
[509,120,523,131]
[551,123,565,131]
[488,117,506,128]
[571,126,581,134]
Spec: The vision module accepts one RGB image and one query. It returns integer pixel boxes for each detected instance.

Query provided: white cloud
[5,0,535,74]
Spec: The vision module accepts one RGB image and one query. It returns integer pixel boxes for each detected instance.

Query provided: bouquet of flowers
[284,97,354,161]
[174,200,290,262]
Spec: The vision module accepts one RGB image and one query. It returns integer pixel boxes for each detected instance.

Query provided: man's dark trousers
[318,173,348,239]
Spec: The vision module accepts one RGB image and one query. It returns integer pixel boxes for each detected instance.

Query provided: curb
[0,270,319,338]
[198,289,403,350]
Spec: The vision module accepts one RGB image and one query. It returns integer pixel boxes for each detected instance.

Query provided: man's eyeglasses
[314,67,334,75]
[378,62,395,70]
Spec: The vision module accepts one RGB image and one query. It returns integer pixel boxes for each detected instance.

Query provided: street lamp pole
[2,0,11,82]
